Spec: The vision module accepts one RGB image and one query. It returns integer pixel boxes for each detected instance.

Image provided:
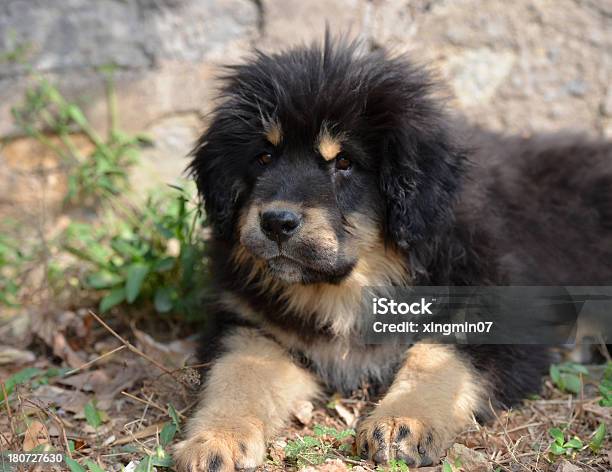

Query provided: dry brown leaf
[52,332,85,368]
[445,443,490,472]
[0,346,35,365]
[0,432,14,448]
[582,402,612,420]
[30,384,90,414]
[556,460,583,472]
[292,400,314,425]
[334,402,356,427]
[23,420,48,451]
[133,329,198,368]
[97,363,145,410]
[57,369,111,392]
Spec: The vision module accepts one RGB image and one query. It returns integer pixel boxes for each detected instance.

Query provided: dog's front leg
[174,327,321,472]
[357,344,486,467]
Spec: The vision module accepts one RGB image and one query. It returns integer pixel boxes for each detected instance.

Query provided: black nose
[260,209,301,242]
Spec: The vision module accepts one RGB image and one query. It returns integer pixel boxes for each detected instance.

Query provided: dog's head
[190,37,464,285]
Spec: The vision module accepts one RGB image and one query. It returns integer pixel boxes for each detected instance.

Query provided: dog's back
[467,131,612,285]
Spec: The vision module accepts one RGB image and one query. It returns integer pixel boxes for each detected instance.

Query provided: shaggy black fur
[189,36,612,409]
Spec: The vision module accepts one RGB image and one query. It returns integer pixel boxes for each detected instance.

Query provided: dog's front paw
[357,415,449,468]
[173,419,266,472]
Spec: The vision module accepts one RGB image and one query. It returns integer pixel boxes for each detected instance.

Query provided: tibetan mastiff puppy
[174,37,612,470]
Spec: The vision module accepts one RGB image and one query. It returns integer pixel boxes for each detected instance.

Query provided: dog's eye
[257,152,273,165]
[335,155,351,171]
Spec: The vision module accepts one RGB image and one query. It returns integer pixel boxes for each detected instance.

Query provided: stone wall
[1,0,611,218]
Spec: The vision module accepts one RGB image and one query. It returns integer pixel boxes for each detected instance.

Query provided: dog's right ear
[188,120,245,239]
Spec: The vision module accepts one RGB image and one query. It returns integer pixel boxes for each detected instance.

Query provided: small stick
[112,422,167,446]
[66,345,127,375]
[179,398,200,415]
[499,422,544,434]
[23,398,73,460]
[1,381,17,442]
[121,391,186,419]
[88,310,179,381]
[136,392,153,431]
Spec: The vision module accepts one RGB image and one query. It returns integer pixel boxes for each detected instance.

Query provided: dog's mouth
[266,255,305,283]
[263,252,356,285]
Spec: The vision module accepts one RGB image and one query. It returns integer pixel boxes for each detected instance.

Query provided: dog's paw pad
[173,428,265,472]
[357,416,445,467]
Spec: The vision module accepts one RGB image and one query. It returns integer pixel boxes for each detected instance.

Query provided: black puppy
[174,36,612,470]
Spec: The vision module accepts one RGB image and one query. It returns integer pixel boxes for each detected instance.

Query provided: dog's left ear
[378,123,465,249]
[359,56,466,248]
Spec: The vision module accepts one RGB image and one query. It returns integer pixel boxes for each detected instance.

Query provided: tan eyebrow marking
[264,121,282,146]
[317,129,342,161]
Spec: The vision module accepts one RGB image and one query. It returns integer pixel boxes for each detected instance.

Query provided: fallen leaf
[96,364,144,410]
[0,432,14,448]
[292,400,314,425]
[445,443,490,472]
[334,402,356,427]
[133,329,198,368]
[58,370,111,392]
[0,346,35,365]
[53,332,86,369]
[29,384,90,414]
[556,460,583,472]
[123,461,138,472]
[23,420,48,451]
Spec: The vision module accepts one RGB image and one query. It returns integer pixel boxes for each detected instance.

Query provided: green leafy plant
[548,427,584,457]
[63,184,209,320]
[128,405,179,471]
[11,74,149,205]
[284,425,355,468]
[377,459,411,471]
[65,457,109,472]
[65,456,87,472]
[0,366,69,406]
[598,362,612,407]
[167,403,182,432]
[588,423,606,453]
[0,234,28,307]
[84,400,103,430]
[549,362,588,394]
[84,460,105,472]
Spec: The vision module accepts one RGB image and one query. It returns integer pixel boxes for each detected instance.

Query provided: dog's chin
[265,255,356,285]
[266,256,305,284]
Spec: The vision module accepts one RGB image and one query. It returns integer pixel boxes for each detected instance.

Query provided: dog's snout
[260,209,301,242]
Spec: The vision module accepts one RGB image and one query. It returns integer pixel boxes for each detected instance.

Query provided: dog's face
[190,39,465,285]
[236,121,384,283]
